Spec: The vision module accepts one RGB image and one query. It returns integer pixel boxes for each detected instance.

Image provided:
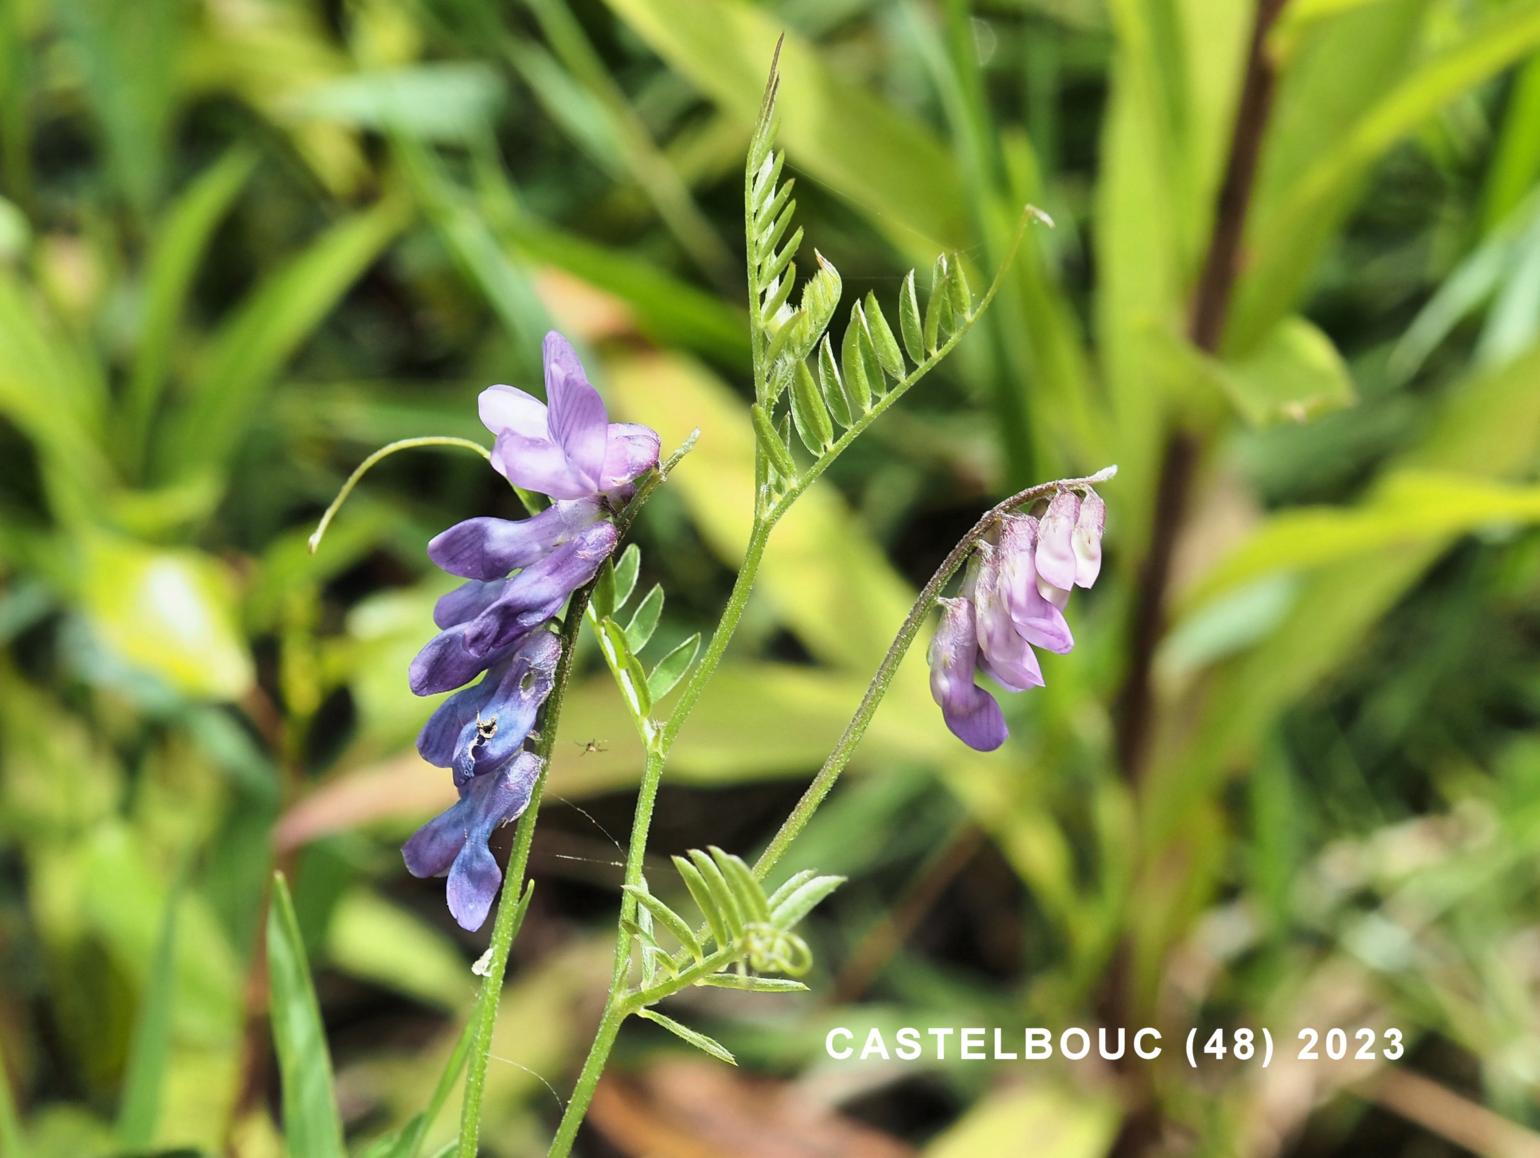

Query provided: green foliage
[621,848,840,995]
[266,873,345,1158]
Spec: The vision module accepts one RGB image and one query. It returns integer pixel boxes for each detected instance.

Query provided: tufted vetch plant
[304,39,1113,1158]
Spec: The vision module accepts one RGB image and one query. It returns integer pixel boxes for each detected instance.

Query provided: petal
[599,423,661,492]
[410,624,496,695]
[434,579,506,630]
[478,385,548,440]
[941,682,1009,751]
[543,333,608,490]
[428,499,602,581]
[1035,490,1080,590]
[416,671,500,766]
[461,520,618,657]
[1072,490,1106,588]
[995,518,1074,654]
[445,839,501,931]
[927,598,1008,752]
[971,544,1046,691]
[443,753,542,930]
[492,430,593,500]
[401,798,470,878]
[456,634,561,781]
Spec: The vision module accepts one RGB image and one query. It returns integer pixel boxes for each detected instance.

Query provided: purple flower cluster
[928,488,1106,751]
[403,333,659,929]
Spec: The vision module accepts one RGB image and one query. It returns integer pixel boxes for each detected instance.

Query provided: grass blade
[267,872,346,1158]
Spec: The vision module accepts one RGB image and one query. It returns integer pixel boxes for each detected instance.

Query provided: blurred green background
[4,0,1540,1154]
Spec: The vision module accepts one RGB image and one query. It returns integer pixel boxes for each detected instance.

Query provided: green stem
[546,513,776,1156]
[456,585,592,1158]
[754,466,1119,880]
[307,436,491,554]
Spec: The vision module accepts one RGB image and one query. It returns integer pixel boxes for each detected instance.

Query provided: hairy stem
[755,467,1117,880]
[545,514,776,1155]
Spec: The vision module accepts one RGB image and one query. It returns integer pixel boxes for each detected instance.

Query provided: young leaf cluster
[621,848,842,999]
[743,48,981,501]
[588,543,701,738]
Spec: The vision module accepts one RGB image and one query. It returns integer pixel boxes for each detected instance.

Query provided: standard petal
[599,423,661,492]
[401,799,470,879]
[478,384,548,440]
[491,430,592,500]
[1035,490,1080,590]
[543,333,608,490]
[1072,490,1106,588]
[428,499,602,581]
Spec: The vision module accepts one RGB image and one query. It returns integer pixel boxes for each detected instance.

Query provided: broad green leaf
[590,559,618,620]
[326,888,471,1011]
[647,632,700,702]
[601,0,967,251]
[80,535,253,700]
[266,873,345,1158]
[816,334,851,428]
[750,401,798,479]
[625,584,665,652]
[839,305,873,414]
[1214,316,1355,426]
[636,1009,736,1065]
[1184,471,1540,609]
[597,617,652,720]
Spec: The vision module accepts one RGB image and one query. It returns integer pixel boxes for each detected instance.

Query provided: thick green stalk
[754,466,1119,880]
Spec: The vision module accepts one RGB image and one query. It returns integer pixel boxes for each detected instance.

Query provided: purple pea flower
[928,597,1008,752]
[969,544,1045,693]
[480,333,660,501]
[410,519,619,695]
[995,515,1074,654]
[402,749,544,931]
[428,497,604,581]
[416,629,561,785]
[1035,490,1081,591]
